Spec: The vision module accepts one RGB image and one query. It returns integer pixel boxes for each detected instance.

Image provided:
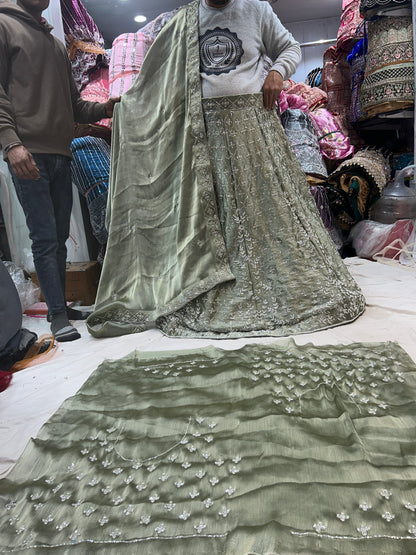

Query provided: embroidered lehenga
[87,2,365,339]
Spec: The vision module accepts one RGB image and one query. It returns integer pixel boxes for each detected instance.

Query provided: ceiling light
[134,15,147,23]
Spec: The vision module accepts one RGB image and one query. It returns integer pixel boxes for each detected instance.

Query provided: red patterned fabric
[0,371,12,392]
[337,0,364,53]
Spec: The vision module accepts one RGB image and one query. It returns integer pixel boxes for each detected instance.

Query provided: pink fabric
[287,94,309,112]
[80,67,111,130]
[109,32,154,97]
[309,108,354,161]
[284,82,327,111]
[337,0,364,53]
[278,90,289,113]
[278,91,309,113]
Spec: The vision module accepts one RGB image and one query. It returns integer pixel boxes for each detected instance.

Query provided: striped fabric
[70,136,110,245]
[109,32,154,97]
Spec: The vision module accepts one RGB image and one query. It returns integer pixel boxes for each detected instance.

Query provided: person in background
[0,0,120,342]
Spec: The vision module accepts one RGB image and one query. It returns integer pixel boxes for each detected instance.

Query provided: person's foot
[47,306,92,322]
[66,306,91,320]
[50,312,81,342]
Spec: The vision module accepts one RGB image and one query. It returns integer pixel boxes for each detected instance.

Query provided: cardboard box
[31,261,101,306]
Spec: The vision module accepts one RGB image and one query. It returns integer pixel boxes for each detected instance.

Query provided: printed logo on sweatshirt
[199,27,244,75]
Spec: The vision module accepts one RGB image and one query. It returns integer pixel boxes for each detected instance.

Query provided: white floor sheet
[1,257,415,479]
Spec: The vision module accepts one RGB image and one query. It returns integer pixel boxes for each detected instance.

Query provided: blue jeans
[8,154,72,316]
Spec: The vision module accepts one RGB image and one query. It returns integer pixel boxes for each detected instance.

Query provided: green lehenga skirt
[157,94,364,337]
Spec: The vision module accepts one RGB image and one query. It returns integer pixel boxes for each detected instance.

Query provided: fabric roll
[70,136,110,245]
[284,81,328,111]
[360,16,414,118]
[109,32,154,98]
[309,108,354,161]
[326,149,391,231]
[360,0,411,18]
[337,0,364,53]
[321,46,352,130]
[1,341,416,553]
[347,36,368,122]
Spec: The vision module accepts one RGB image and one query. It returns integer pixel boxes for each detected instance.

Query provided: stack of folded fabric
[109,32,154,98]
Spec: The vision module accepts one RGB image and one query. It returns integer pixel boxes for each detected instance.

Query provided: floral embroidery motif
[218,506,230,518]
[109,528,121,539]
[313,521,327,533]
[164,501,176,512]
[189,489,200,499]
[409,524,416,536]
[359,501,372,511]
[194,522,207,534]
[357,523,371,536]
[149,493,160,504]
[179,510,191,521]
[336,512,350,522]
[380,489,392,500]
[154,523,165,535]
[382,511,395,522]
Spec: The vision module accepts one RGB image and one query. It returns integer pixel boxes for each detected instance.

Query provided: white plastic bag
[4,261,40,311]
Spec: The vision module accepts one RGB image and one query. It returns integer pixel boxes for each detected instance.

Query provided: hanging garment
[140,8,181,41]
[70,136,110,246]
[1,341,416,553]
[282,109,328,179]
[60,0,109,90]
[109,32,154,98]
[360,0,411,18]
[360,16,414,118]
[86,1,365,339]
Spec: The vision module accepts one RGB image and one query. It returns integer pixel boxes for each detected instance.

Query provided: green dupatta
[87,1,234,338]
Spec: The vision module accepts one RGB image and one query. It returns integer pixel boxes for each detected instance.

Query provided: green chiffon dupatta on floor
[1,340,416,553]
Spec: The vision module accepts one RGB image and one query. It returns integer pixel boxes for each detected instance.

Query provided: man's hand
[262,70,284,111]
[104,96,121,118]
[7,145,40,180]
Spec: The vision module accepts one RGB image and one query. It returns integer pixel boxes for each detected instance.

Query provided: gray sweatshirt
[199,0,301,98]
